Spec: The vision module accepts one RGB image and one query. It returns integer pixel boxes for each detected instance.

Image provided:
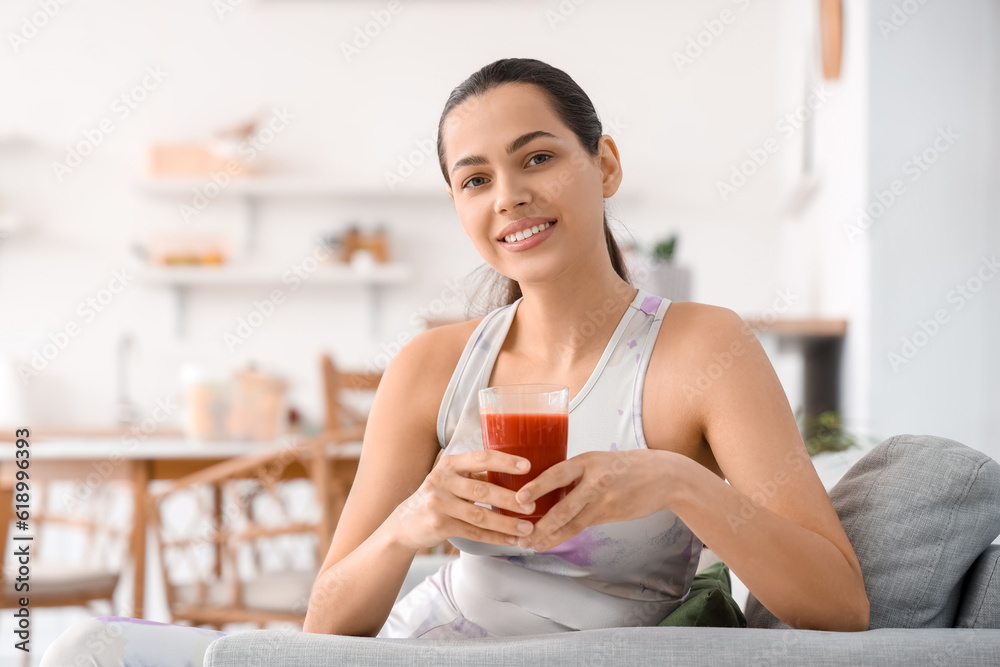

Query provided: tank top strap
[436,298,521,449]
[631,293,671,450]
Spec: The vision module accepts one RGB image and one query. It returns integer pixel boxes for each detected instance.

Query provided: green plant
[652,235,678,261]
[793,407,867,457]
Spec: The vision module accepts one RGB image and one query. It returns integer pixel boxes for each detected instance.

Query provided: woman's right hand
[388,449,537,551]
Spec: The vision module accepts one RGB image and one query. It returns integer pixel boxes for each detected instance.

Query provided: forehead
[443,84,563,161]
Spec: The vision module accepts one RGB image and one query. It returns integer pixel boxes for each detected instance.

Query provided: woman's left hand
[514,448,682,552]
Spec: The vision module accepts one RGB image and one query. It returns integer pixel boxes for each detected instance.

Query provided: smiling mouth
[499,220,556,243]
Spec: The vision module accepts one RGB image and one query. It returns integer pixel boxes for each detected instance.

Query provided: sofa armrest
[957,544,1000,628]
[205,626,1000,666]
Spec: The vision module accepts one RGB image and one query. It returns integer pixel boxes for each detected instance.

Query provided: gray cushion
[746,434,1000,629]
[204,626,1000,666]
[956,545,1000,629]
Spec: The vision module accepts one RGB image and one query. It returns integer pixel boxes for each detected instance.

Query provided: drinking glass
[478,384,570,523]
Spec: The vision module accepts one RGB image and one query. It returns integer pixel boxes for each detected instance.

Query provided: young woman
[42,57,868,665]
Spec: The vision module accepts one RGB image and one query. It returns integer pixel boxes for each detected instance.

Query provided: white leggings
[39,616,227,667]
[41,562,495,666]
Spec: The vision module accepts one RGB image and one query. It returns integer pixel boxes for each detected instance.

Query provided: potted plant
[650,233,692,302]
[793,407,878,457]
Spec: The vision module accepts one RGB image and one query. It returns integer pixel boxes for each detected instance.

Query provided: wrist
[379,507,422,554]
[655,448,693,512]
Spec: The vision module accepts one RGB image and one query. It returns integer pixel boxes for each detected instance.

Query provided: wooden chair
[1,478,132,613]
[148,354,381,628]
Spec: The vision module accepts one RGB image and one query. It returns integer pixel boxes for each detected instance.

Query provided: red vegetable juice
[481,411,569,522]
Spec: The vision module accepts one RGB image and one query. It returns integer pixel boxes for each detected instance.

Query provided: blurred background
[1,0,998,662]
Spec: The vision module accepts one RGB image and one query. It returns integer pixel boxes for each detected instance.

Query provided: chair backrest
[149,440,324,626]
[320,353,380,437]
[2,478,131,609]
[148,353,382,628]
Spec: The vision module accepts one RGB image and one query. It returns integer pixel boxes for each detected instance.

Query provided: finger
[447,495,535,544]
[450,518,528,547]
[530,518,585,553]
[514,458,582,505]
[453,476,535,515]
[444,449,531,475]
[523,495,592,551]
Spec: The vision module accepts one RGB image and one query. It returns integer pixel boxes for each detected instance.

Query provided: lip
[498,221,556,252]
[496,217,557,242]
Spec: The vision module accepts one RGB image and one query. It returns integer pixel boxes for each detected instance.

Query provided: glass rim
[479,383,569,396]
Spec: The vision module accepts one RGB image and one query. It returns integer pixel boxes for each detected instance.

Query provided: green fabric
[658,561,748,628]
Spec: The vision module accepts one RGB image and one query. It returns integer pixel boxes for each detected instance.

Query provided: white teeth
[501,220,553,243]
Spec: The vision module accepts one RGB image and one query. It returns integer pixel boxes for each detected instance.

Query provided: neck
[510,260,638,368]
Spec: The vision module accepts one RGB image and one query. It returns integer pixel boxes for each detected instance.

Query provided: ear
[446,187,454,203]
[597,135,623,199]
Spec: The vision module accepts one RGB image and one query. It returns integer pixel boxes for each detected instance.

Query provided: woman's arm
[303,324,536,637]
[302,329,446,637]
[515,306,869,631]
[660,307,869,631]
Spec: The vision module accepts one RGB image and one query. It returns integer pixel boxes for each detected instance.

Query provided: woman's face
[443,83,622,286]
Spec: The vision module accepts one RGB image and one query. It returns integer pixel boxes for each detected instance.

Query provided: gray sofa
[205,434,1000,665]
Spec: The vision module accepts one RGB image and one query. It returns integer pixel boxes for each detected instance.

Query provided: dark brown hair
[436,58,630,316]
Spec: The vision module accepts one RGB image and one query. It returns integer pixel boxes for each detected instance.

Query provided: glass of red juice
[478,384,570,523]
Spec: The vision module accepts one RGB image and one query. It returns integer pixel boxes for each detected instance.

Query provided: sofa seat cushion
[2,563,118,602]
[746,434,1000,629]
[956,544,1000,629]
[205,626,1000,666]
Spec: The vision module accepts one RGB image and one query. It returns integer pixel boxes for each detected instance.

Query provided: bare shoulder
[386,316,486,428]
[642,301,752,470]
[660,301,743,338]
[649,301,748,385]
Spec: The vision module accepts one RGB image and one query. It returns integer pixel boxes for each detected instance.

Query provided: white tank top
[436,287,704,630]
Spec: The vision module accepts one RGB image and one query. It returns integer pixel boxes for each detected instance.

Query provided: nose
[493,174,533,216]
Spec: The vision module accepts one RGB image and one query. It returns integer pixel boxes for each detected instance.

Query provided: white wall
[867,0,1000,460]
[0,0,866,435]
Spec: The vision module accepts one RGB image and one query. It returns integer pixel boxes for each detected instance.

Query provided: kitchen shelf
[137,262,411,336]
[743,317,848,338]
[138,177,448,201]
[138,177,450,254]
[136,176,433,339]
[138,262,411,286]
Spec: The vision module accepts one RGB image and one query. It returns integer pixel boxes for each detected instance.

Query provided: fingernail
[517,521,533,535]
[519,504,534,514]
[519,538,532,549]
[517,459,530,471]
[517,491,531,503]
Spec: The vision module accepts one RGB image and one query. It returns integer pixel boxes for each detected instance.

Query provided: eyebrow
[450,130,559,178]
